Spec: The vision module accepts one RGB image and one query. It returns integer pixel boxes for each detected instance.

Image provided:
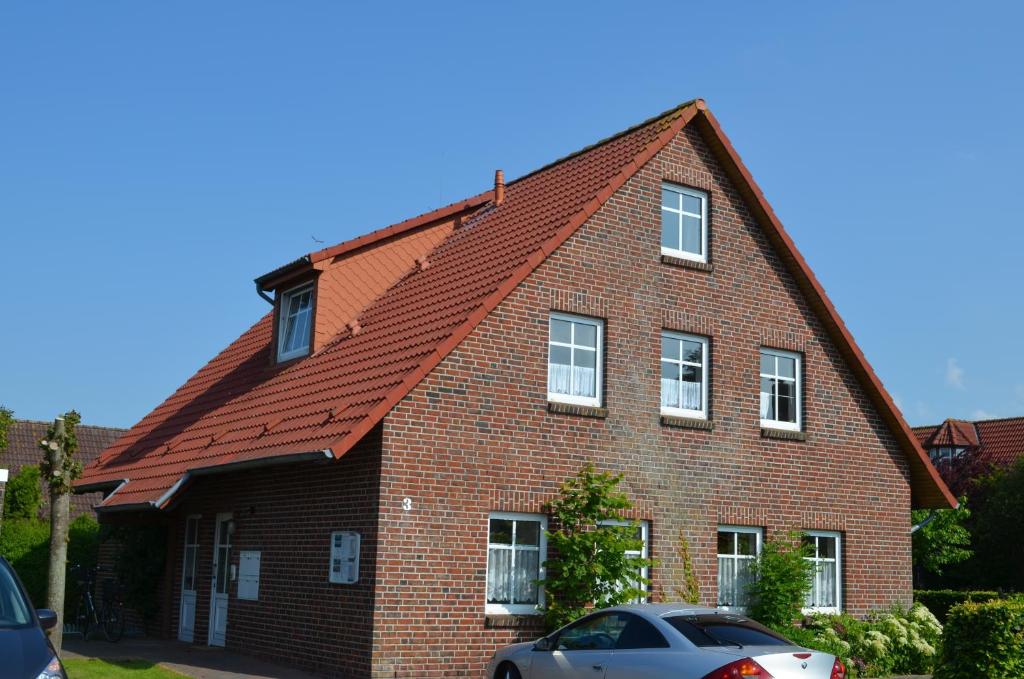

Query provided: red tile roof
[78,99,955,510]
[914,416,1024,467]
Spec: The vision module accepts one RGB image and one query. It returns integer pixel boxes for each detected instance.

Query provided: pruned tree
[39,411,82,655]
[0,405,13,535]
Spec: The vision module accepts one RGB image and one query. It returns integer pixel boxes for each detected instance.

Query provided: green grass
[63,658,188,679]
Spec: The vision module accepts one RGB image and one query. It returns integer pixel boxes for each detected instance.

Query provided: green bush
[773,604,942,677]
[3,466,43,520]
[747,532,815,629]
[914,589,1006,624]
[0,518,50,605]
[106,523,167,621]
[0,515,100,609]
[935,599,1024,679]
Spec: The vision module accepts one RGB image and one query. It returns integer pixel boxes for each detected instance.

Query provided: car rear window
[0,562,32,629]
[665,614,792,647]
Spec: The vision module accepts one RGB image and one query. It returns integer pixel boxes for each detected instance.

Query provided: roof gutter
[255,282,274,305]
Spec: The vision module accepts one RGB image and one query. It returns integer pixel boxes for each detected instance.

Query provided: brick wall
[108,427,383,677]
[374,124,913,677]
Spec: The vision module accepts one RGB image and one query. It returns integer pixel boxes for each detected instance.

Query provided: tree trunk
[46,418,68,656]
[0,468,7,538]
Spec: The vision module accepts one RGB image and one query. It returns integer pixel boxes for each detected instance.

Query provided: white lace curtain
[549,364,596,397]
[805,561,837,608]
[662,379,702,410]
[487,548,539,605]
[717,556,755,607]
[759,389,771,418]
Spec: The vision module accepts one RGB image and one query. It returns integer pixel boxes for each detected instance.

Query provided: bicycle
[69,564,126,642]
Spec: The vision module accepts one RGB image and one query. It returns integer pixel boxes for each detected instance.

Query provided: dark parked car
[0,556,66,679]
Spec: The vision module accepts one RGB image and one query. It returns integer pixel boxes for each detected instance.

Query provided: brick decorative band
[761,427,807,442]
[660,415,713,430]
[548,289,610,318]
[484,615,545,630]
[660,254,713,272]
[760,328,807,353]
[547,402,608,418]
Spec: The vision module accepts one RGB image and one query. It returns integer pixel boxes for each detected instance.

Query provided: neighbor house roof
[4,419,126,516]
[914,416,1024,467]
[77,100,956,510]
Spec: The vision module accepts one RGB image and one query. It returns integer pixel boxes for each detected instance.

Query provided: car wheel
[496,662,522,679]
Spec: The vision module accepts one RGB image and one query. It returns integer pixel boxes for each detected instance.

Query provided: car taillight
[701,658,774,679]
[830,658,846,679]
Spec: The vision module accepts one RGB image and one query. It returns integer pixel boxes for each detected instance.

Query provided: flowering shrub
[773,603,942,677]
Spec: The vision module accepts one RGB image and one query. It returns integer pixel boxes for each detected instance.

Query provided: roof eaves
[694,106,956,510]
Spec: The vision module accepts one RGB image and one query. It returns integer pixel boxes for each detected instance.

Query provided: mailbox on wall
[329,531,359,584]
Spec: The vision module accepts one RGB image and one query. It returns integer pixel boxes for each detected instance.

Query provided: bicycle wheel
[101,603,125,642]
[73,601,92,640]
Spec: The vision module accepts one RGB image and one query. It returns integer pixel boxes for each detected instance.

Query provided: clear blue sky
[2,2,1021,429]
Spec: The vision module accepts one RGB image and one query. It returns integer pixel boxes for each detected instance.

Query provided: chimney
[494,169,505,205]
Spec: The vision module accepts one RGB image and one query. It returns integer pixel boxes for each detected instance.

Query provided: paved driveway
[63,638,321,679]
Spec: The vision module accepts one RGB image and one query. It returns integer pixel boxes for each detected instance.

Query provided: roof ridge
[11,418,128,432]
[509,99,700,186]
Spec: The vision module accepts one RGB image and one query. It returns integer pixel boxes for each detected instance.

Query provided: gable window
[661,332,708,419]
[661,182,708,262]
[486,512,547,615]
[930,446,966,466]
[717,526,762,610]
[548,313,603,407]
[277,284,314,362]
[760,348,801,431]
[803,531,841,613]
[598,519,650,603]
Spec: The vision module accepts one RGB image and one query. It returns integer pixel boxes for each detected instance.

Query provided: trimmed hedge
[914,589,1018,624]
[0,515,99,608]
[935,599,1024,679]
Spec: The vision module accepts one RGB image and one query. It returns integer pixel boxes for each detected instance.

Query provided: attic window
[277,284,314,362]
[661,182,708,262]
[930,446,966,466]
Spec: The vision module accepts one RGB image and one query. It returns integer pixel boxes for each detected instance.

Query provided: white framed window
[930,446,966,466]
[486,512,547,615]
[277,284,314,362]
[598,519,650,603]
[717,526,762,610]
[760,348,801,431]
[661,332,709,419]
[661,182,708,262]
[548,313,603,407]
[803,531,841,613]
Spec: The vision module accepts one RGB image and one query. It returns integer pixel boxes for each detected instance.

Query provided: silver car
[485,604,845,679]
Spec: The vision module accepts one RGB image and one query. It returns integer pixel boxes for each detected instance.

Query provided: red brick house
[77,100,954,678]
[913,415,1024,491]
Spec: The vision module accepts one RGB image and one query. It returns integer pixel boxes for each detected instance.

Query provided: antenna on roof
[494,169,505,206]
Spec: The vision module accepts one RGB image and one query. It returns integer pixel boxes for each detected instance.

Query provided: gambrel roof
[78,100,955,510]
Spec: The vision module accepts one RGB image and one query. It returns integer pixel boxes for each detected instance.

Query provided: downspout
[256,282,274,305]
[911,510,939,534]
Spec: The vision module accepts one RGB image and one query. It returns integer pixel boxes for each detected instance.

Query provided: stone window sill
[661,254,713,272]
[547,402,608,418]
[485,614,543,629]
[761,427,806,441]
[660,415,713,431]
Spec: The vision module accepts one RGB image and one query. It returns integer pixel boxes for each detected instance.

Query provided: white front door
[177,516,200,642]
[207,512,232,647]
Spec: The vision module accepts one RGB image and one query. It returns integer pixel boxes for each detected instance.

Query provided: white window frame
[486,512,548,615]
[598,519,650,603]
[661,182,708,263]
[547,312,604,408]
[759,348,802,432]
[716,525,763,611]
[803,530,842,614]
[660,332,709,420]
[276,283,314,362]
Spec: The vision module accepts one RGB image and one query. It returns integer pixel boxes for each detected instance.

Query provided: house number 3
[402,498,413,511]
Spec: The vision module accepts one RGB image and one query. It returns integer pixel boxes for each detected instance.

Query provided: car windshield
[665,614,792,648]
[0,561,32,628]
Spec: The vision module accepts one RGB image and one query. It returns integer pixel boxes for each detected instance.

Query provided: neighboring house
[2,419,126,518]
[913,415,1024,490]
[76,99,954,678]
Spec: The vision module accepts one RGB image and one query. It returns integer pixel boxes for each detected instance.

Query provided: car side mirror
[36,609,58,630]
[533,637,554,652]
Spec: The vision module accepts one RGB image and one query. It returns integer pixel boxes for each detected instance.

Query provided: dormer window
[930,446,966,466]
[277,284,314,362]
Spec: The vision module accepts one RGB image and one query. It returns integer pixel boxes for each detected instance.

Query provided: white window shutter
[329,531,360,584]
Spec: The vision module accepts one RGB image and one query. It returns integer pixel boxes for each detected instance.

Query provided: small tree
[541,463,651,631]
[3,466,43,520]
[0,406,12,453]
[912,496,972,584]
[747,532,815,629]
[672,528,701,604]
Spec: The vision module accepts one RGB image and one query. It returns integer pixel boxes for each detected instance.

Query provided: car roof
[608,603,724,618]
